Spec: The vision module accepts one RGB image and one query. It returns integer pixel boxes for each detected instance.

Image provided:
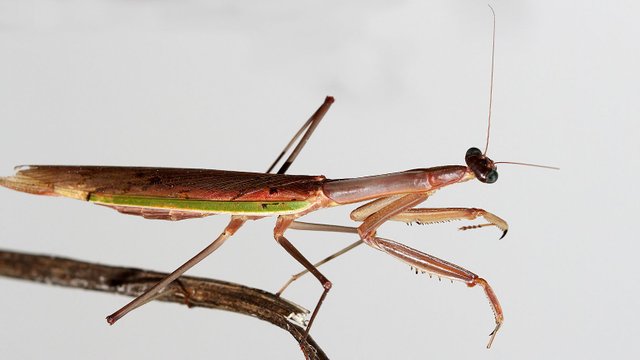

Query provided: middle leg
[274,216,333,338]
[277,221,364,296]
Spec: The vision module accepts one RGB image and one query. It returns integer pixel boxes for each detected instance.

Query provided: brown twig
[0,249,329,360]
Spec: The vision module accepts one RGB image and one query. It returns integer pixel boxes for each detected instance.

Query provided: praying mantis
[0,8,556,350]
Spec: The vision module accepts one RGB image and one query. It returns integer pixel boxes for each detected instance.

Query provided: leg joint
[323,280,332,290]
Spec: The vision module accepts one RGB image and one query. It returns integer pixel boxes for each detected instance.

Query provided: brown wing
[0,165,326,202]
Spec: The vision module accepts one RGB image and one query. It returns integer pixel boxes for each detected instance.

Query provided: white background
[1,0,638,359]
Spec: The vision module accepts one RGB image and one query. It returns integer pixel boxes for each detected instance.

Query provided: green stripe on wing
[89,194,311,214]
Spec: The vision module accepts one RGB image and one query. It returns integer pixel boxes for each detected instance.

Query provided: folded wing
[1,166,325,220]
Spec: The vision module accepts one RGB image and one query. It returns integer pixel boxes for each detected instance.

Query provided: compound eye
[486,169,498,184]
[466,147,482,158]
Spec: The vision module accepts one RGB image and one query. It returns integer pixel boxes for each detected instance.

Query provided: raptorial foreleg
[364,235,503,349]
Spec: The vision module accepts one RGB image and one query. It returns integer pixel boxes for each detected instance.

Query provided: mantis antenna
[483,6,559,172]
[484,4,496,156]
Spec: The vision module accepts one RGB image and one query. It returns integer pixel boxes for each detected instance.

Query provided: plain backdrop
[1,1,638,359]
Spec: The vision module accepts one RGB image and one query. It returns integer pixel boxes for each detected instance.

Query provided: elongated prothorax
[322,166,471,204]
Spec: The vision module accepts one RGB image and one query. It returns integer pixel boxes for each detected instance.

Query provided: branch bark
[0,249,328,360]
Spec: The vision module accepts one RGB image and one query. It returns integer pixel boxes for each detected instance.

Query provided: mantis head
[465,147,498,184]
[465,147,559,184]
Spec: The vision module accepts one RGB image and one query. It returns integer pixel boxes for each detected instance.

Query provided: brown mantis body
[0,96,508,348]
